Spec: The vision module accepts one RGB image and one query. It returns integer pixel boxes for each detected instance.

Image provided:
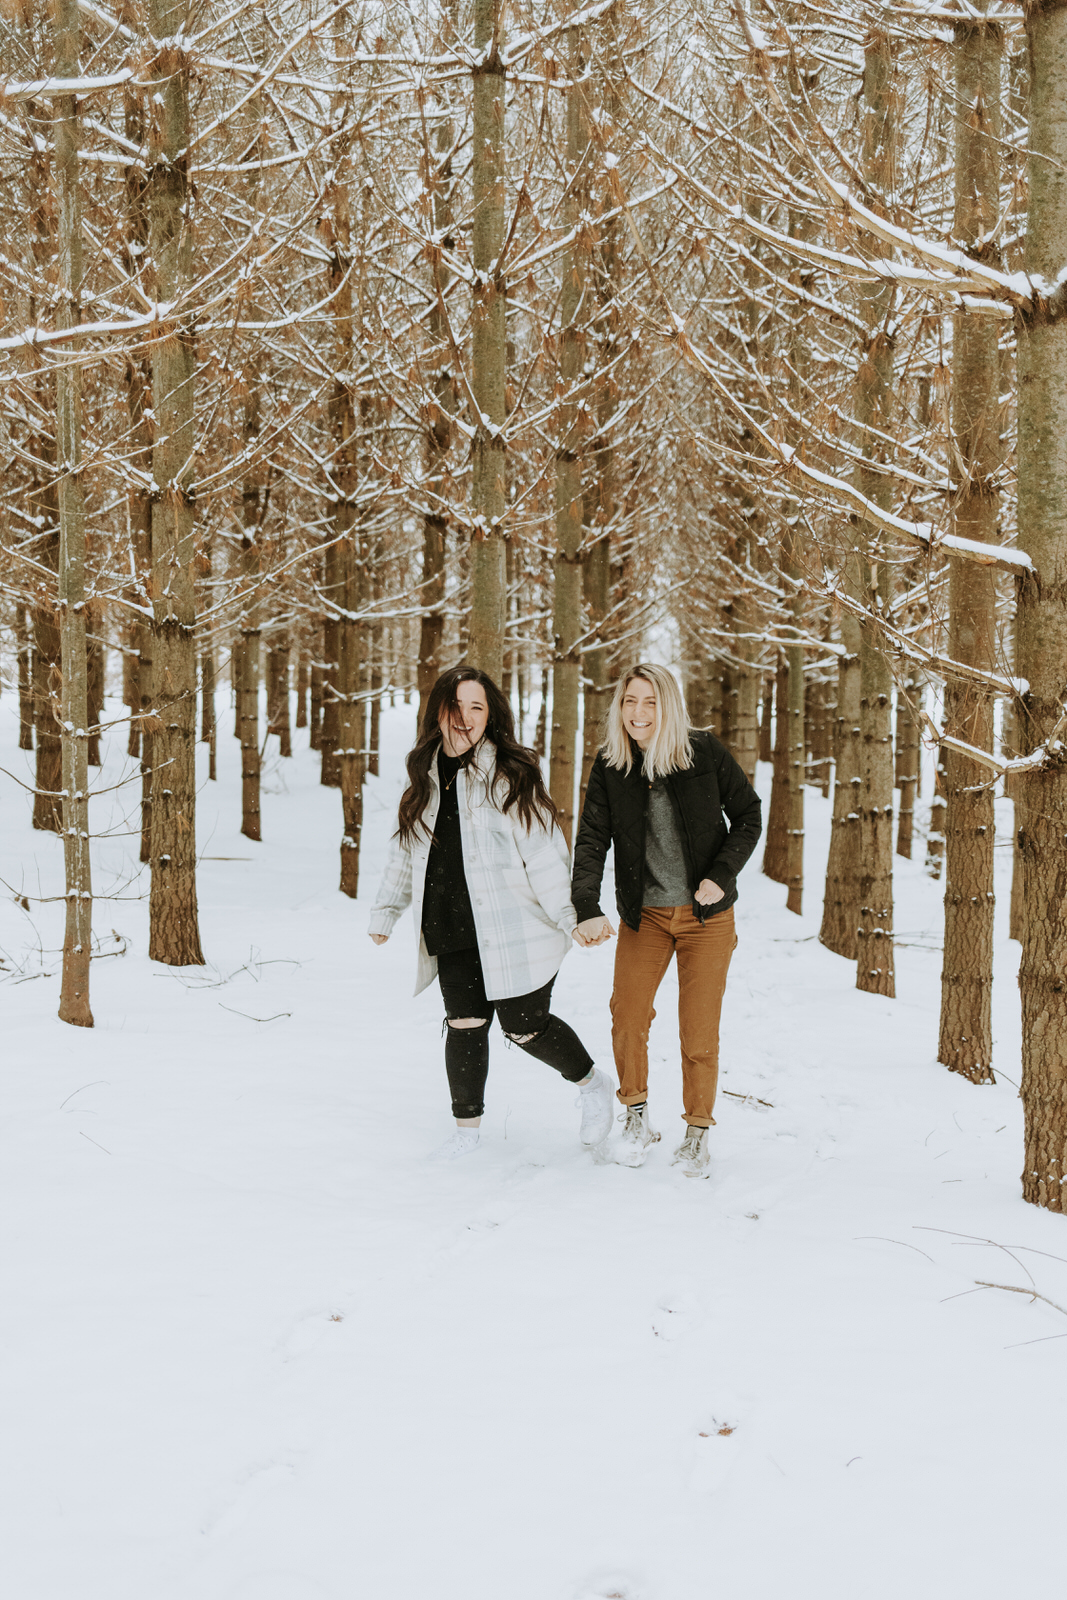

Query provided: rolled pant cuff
[617,1090,649,1107]
[684,1116,715,1128]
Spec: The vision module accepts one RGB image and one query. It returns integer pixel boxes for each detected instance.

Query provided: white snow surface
[2,694,1065,1600]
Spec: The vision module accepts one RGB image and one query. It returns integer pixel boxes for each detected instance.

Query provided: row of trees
[2,0,1065,1211]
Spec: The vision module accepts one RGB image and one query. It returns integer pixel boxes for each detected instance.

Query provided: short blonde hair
[602,663,694,780]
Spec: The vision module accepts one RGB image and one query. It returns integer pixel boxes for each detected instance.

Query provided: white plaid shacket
[368,742,577,1001]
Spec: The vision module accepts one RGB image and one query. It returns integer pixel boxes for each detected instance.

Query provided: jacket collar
[432,737,496,786]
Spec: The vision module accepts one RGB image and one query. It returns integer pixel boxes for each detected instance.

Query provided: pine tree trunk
[296,653,308,729]
[925,749,947,878]
[310,658,324,748]
[1015,2,1067,1209]
[854,31,897,1000]
[267,636,292,758]
[16,607,34,750]
[201,644,217,781]
[467,0,507,679]
[320,556,342,785]
[86,629,104,766]
[54,0,93,1027]
[550,25,590,843]
[733,663,760,785]
[146,3,204,966]
[418,16,457,723]
[783,525,805,916]
[939,7,1001,1083]
[820,625,861,957]
[763,658,790,883]
[785,642,805,915]
[120,73,155,854]
[236,544,262,843]
[32,552,62,833]
[895,677,921,859]
[758,675,773,763]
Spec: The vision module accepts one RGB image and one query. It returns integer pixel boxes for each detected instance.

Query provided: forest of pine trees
[2,0,1066,1211]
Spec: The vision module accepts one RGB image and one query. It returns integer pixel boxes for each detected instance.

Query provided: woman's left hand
[694,878,725,906]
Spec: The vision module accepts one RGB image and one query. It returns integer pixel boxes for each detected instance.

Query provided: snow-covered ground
[2,690,1064,1600]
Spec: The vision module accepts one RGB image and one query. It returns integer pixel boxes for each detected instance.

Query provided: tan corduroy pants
[610,905,736,1127]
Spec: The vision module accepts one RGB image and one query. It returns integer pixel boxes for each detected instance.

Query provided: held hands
[695,878,725,907]
[573,916,616,948]
[369,933,389,946]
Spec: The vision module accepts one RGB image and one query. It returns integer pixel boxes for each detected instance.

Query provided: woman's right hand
[574,916,615,947]
[369,933,389,946]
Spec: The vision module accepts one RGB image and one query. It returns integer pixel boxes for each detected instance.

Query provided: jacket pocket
[501,866,561,930]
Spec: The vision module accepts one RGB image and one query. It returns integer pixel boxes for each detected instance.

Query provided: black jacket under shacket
[571,730,763,932]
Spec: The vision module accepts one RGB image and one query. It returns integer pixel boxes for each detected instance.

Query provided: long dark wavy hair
[396,666,560,846]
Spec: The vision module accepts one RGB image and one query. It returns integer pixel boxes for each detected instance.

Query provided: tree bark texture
[17,608,34,750]
[820,629,861,957]
[1015,1,1067,1208]
[783,524,805,916]
[147,3,204,966]
[418,25,457,724]
[201,645,217,781]
[763,658,789,884]
[895,677,921,860]
[86,630,104,766]
[939,8,1002,1083]
[467,0,507,680]
[54,0,93,1027]
[853,32,897,999]
[550,26,591,844]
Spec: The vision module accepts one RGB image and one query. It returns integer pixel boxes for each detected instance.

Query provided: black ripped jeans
[436,946,594,1120]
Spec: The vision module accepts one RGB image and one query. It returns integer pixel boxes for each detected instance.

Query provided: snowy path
[2,700,1064,1600]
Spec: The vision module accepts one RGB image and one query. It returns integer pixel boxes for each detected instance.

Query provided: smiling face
[621,676,658,750]
[439,680,489,756]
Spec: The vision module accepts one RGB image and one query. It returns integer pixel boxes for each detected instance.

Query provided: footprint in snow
[573,1574,646,1600]
[651,1284,701,1342]
[690,1418,740,1494]
[279,1309,346,1362]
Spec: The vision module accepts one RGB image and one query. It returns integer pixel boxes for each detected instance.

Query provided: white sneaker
[613,1104,661,1167]
[672,1125,710,1178]
[431,1128,481,1162]
[576,1069,614,1146]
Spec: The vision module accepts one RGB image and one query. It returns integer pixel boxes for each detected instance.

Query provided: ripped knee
[447,1016,489,1030]
[504,1025,547,1046]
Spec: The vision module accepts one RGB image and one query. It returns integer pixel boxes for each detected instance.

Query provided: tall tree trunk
[120,76,155,856]
[295,652,308,730]
[820,614,862,955]
[763,657,790,883]
[418,9,457,723]
[939,7,1002,1083]
[146,2,204,967]
[86,628,104,766]
[854,31,897,999]
[784,549,805,916]
[895,676,921,859]
[550,24,591,842]
[1015,2,1067,1209]
[54,0,93,1027]
[16,607,34,750]
[758,674,773,763]
[201,640,217,781]
[467,0,507,679]
[267,634,292,757]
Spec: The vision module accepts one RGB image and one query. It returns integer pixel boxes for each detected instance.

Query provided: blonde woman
[571,664,762,1176]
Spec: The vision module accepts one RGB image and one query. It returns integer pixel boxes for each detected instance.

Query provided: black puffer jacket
[571,730,763,931]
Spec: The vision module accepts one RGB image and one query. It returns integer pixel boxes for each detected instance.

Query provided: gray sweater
[642,777,691,907]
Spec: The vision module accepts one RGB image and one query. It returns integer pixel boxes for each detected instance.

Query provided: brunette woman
[571,664,762,1176]
[369,666,614,1159]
